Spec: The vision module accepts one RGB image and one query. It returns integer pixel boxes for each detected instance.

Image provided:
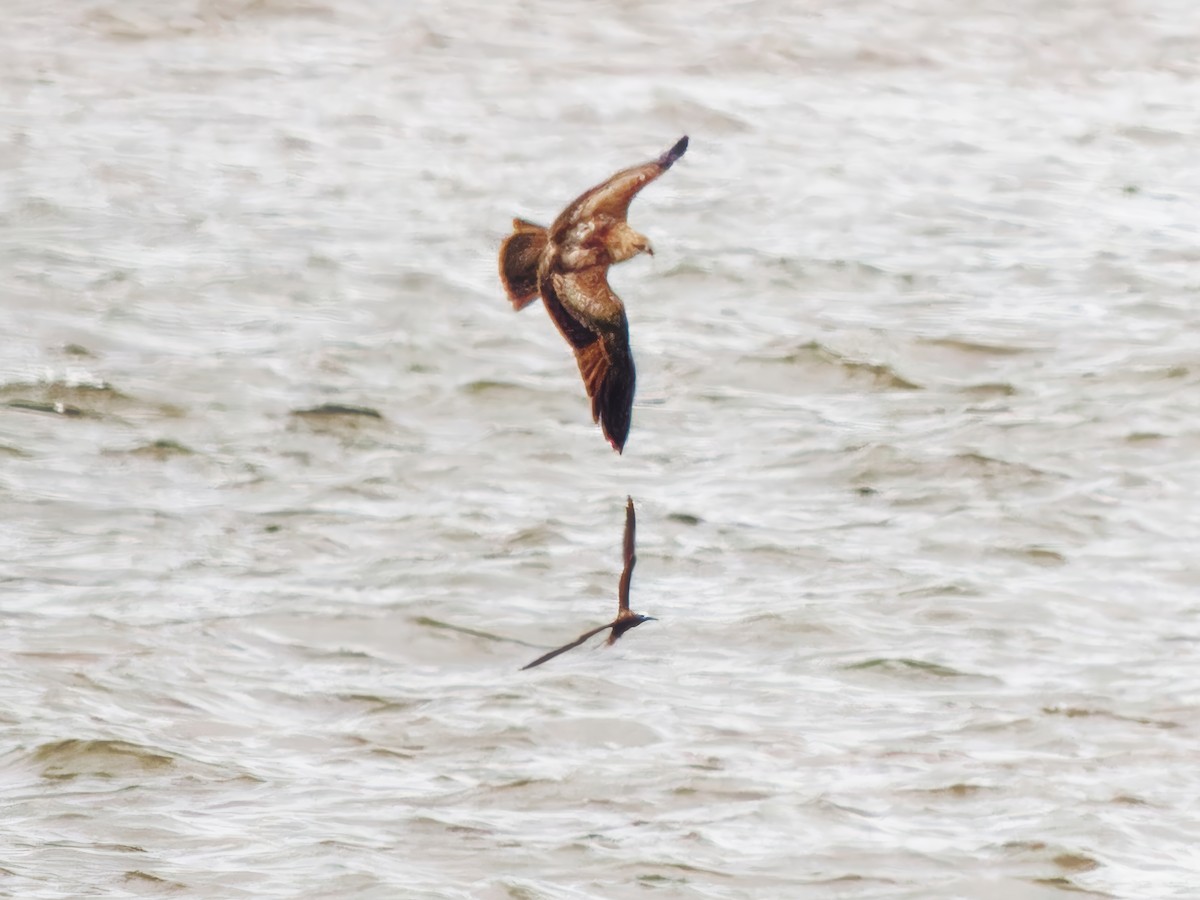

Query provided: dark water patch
[1002,843,1108,891]
[844,657,978,679]
[333,693,411,713]
[765,341,920,391]
[1112,794,1148,806]
[903,782,994,798]
[843,443,925,485]
[108,439,195,460]
[670,785,769,803]
[5,399,91,418]
[949,452,1061,484]
[660,257,718,280]
[366,746,417,761]
[1118,125,1186,145]
[1031,876,1110,896]
[0,443,30,457]
[1000,546,1068,567]
[461,379,528,395]
[1042,706,1177,730]
[637,860,733,879]
[409,815,496,837]
[289,404,389,440]
[1,380,127,404]
[291,403,383,419]
[82,8,203,41]
[899,581,981,600]
[32,739,175,780]
[1,380,180,420]
[1053,853,1101,873]
[1111,364,1192,383]
[959,382,1018,398]
[803,874,896,888]
[919,337,1036,357]
[62,343,95,358]
[123,870,185,891]
[667,512,702,526]
[504,524,562,549]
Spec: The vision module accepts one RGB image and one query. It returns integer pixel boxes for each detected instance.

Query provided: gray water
[3,1,1200,897]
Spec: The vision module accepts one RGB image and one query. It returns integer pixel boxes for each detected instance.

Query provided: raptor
[498,136,688,453]
[520,496,655,671]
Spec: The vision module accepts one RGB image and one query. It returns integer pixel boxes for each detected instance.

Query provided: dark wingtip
[658,135,688,169]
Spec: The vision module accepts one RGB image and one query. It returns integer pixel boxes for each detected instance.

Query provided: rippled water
[4,0,1200,897]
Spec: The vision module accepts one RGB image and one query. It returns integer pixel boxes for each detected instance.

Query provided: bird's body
[520,496,655,671]
[499,137,688,453]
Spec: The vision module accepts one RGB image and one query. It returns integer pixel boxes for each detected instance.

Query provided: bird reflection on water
[521,496,655,670]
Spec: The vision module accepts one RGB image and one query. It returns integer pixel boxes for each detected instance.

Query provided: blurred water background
[3,0,1200,897]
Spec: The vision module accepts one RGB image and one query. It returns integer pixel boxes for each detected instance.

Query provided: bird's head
[605,222,654,264]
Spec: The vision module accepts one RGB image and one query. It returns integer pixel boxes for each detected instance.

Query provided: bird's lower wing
[550,270,636,453]
[520,621,616,670]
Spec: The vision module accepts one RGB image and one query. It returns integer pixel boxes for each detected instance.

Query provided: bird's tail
[499,219,548,310]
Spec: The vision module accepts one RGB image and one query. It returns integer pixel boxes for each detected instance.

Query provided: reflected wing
[559,136,688,227]
[618,496,636,613]
[520,620,616,670]
[548,269,636,453]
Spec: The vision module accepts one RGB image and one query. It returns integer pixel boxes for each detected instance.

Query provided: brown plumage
[520,496,655,671]
[499,136,688,453]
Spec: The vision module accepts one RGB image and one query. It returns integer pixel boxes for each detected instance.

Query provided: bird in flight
[521,496,656,670]
[498,136,689,453]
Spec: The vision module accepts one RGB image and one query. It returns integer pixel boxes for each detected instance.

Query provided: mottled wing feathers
[498,219,548,310]
[540,274,601,352]
[548,269,636,453]
[618,495,636,613]
[561,136,689,227]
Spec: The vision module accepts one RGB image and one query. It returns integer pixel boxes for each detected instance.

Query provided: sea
[3,0,1200,897]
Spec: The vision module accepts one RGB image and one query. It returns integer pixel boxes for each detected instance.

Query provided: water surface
[3,1,1200,897]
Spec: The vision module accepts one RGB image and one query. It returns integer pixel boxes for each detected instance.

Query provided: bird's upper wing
[618,496,636,613]
[520,620,617,670]
[554,136,688,230]
[548,269,636,453]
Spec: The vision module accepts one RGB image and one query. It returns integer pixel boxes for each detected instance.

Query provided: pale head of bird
[605,221,654,264]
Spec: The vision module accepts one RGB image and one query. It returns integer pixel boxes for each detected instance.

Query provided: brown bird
[521,496,655,670]
[498,136,688,453]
